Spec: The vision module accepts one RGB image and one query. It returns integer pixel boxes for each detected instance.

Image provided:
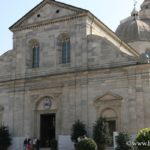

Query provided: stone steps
[40,147,113,150]
[106,147,113,150]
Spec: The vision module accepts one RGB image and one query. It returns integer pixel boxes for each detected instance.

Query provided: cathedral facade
[0,0,150,149]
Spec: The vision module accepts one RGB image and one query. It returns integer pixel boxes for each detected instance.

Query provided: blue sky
[0,0,143,55]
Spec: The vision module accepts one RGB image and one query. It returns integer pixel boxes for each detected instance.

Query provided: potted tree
[116,132,132,150]
[71,120,87,150]
[0,125,12,150]
[93,117,110,150]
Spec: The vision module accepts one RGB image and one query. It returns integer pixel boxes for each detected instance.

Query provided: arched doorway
[101,108,117,146]
[33,96,57,148]
[40,113,55,147]
[94,92,122,146]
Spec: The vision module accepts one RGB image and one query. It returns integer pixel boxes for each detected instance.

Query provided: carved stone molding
[12,13,87,31]
[94,92,122,130]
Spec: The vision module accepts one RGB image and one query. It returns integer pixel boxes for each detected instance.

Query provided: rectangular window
[33,47,39,68]
[62,41,70,64]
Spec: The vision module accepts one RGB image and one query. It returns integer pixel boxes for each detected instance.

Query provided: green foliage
[77,138,97,150]
[136,128,150,150]
[0,125,12,150]
[71,120,87,143]
[115,132,132,150]
[93,117,110,144]
[93,117,110,150]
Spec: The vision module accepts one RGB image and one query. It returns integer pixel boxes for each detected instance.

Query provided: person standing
[23,138,28,150]
[33,137,37,150]
[27,138,31,150]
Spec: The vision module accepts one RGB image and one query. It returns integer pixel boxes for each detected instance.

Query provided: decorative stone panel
[94,92,122,131]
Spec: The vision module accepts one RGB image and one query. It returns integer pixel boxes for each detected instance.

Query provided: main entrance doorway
[40,114,55,148]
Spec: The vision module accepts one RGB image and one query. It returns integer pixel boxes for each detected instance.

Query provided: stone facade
[1,0,150,149]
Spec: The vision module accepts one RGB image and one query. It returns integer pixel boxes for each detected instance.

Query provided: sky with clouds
[0,0,143,54]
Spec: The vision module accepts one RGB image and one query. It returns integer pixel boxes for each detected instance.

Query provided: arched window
[33,45,39,68]
[29,39,40,68]
[57,33,70,64]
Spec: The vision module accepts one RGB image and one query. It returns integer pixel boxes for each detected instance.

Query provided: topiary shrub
[136,128,150,150]
[93,117,110,150]
[78,138,97,150]
[0,125,12,150]
[71,120,87,144]
[116,132,132,150]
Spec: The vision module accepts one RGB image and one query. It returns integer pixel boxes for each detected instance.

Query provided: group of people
[23,137,40,150]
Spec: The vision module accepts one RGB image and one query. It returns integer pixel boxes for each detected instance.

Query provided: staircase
[40,145,113,150]
[40,147,113,150]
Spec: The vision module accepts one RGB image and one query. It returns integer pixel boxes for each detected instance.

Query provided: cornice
[0,63,149,84]
[11,13,87,32]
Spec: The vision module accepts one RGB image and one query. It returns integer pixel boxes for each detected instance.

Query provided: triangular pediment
[10,0,87,31]
[95,92,122,103]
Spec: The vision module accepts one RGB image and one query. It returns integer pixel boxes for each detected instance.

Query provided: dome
[140,0,150,19]
[116,19,150,43]
[141,0,150,10]
[116,0,150,43]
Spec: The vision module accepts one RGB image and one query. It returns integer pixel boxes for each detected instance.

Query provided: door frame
[40,113,56,148]
[34,111,56,140]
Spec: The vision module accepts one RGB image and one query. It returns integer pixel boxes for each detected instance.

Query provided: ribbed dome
[116,0,150,43]
[116,19,150,43]
[141,0,150,10]
[140,0,150,19]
